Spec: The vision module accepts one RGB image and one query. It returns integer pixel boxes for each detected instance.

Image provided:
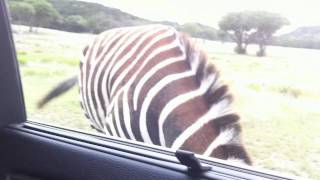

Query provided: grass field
[12,25,320,179]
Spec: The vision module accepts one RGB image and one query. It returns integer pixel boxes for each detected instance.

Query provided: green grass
[13,26,94,132]
[13,26,320,179]
[208,45,320,179]
[22,75,93,132]
[18,51,80,66]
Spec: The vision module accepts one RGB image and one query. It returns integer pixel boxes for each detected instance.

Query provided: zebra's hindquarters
[79,24,251,165]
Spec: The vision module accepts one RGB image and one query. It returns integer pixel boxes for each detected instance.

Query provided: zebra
[38,24,252,165]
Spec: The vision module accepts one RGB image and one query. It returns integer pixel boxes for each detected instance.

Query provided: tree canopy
[251,11,289,56]
[219,11,289,56]
[9,0,61,32]
[9,1,35,26]
[219,11,254,54]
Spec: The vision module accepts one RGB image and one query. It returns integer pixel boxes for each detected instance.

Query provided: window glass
[7,0,319,179]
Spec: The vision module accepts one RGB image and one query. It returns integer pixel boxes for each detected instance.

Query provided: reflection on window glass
[8,0,320,178]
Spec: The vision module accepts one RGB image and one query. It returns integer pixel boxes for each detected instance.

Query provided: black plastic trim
[24,122,297,180]
[0,125,235,180]
[175,150,212,173]
[0,122,297,180]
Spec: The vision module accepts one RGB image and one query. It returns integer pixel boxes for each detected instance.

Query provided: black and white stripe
[39,24,251,164]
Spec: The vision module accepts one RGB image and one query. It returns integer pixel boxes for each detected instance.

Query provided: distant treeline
[273,26,320,50]
[47,0,150,33]
[8,0,320,50]
[272,36,320,50]
[8,0,219,40]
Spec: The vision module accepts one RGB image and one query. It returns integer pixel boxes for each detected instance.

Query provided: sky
[84,0,320,33]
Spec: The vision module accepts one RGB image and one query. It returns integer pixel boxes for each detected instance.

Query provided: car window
[7,0,320,179]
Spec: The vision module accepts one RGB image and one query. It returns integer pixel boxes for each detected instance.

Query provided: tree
[250,12,289,56]
[217,30,229,43]
[88,12,113,33]
[26,0,61,32]
[181,23,201,36]
[65,15,89,32]
[179,23,218,40]
[8,1,35,27]
[219,11,255,54]
[219,11,289,56]
[198,28,217,40]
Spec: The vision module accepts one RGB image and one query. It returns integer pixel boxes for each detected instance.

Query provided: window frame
[1,122,296,180]
[0,0,26,127]
[0,1,298,179]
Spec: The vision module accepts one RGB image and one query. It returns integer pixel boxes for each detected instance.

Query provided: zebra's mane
[180,33,241,131]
